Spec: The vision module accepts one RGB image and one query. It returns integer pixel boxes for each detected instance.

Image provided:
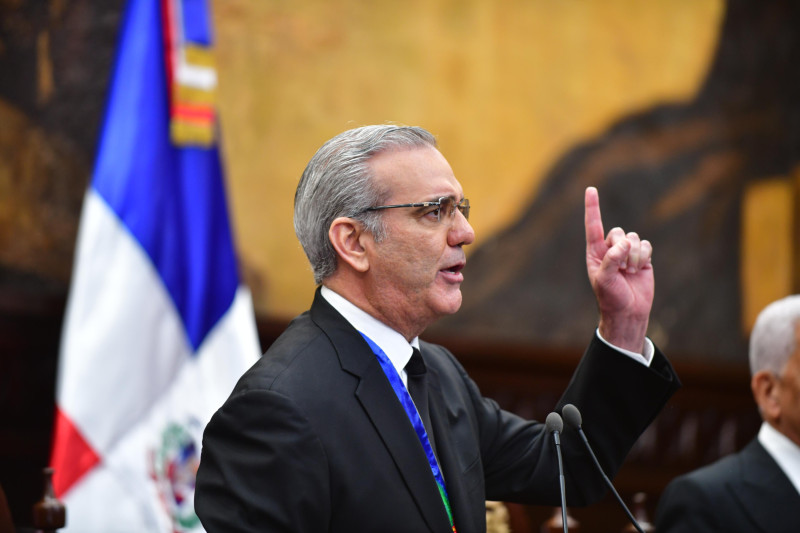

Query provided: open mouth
[440,262,465,275]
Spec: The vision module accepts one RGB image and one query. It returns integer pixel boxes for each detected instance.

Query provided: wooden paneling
[426,333,759,532]
[0,280,65,528]
[0,295,760,531]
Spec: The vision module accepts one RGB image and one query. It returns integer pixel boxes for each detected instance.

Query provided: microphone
[561,404,645,533]
[545,412,568,533]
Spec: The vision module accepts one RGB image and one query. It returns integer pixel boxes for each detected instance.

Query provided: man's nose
[448,209,475,247]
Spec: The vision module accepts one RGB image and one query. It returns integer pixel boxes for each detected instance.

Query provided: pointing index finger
[585,187,606,254]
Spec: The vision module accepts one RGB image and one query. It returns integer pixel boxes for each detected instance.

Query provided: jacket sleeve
[195,389,330,533]
[459,334,679,506]
[554,334,681,500]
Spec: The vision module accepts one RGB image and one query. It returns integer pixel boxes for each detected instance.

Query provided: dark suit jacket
[655,437,800,533]
[196,290,679,533]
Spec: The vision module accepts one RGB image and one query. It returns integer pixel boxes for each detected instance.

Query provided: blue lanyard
[359,333,456,531]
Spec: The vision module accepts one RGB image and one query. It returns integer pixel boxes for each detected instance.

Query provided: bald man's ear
[328,217,370,273]
[752,370,781,423]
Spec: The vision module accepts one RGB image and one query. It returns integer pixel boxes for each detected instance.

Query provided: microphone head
[545,412,563,434]
[562,404,582,430]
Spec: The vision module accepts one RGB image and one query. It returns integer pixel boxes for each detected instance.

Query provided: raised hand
[584,187,653,354]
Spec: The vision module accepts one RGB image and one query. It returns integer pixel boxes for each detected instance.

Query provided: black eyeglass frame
[351,196,470,223]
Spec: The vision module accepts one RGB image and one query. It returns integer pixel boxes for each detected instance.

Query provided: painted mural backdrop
[434,1,800,361]
[1,0,797,363]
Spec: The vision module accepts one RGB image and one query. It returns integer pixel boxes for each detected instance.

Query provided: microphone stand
[562,404,645,533]
[546,412,569,533]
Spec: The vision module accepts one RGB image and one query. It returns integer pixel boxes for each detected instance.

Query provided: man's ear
[752,370,781,422]
[328,217,370,273]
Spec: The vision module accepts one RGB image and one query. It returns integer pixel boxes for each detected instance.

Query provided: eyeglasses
[354,196,470,223]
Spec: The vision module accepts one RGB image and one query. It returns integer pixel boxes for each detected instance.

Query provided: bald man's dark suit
[655,438,800,533]
[196,290,679,533]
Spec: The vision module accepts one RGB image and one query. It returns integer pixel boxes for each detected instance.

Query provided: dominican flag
[49,0,260,531]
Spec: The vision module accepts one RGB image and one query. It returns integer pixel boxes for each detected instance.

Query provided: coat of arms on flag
[149,419,204,532]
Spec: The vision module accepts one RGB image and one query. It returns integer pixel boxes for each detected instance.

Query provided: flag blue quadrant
[92,0,237,352]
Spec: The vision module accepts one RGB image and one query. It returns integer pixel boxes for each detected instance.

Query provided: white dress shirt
[321,286,418,387]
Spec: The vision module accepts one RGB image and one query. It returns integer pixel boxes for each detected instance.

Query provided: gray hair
[294,124,437,284]
[749,295,800,376]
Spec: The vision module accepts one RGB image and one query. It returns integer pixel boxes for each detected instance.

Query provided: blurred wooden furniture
[31,468,65,533]
[486,501,511,533]
[621,493,654,532]
[541,507,579,533]
[0,279,65,529]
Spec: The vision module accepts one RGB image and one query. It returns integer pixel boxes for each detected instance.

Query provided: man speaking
[195,125,680,532]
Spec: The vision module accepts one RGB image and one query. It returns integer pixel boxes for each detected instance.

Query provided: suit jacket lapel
[309,291,453,533]
[356,366,454,532]
[731,439,800,532]
[427,361,485,533]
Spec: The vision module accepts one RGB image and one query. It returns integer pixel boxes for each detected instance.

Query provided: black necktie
[406,348,438,458]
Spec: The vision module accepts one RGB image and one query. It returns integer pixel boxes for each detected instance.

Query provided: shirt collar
[320,286,419,381]
[758,421,800,497]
